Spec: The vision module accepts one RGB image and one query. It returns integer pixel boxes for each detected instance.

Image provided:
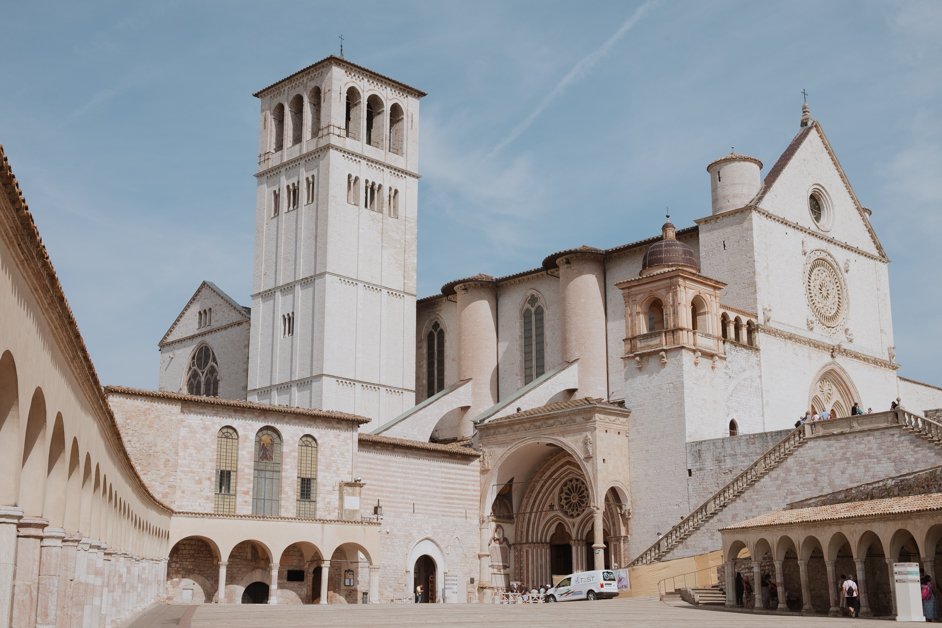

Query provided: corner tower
[247,56,424,426]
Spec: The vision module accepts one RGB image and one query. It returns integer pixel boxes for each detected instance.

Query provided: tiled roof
[105,386,370,425]
[723,493,942,530]
[358,433,480,458]
[253,55,426,98]
[481,397,626,425]
[440,273,497,297]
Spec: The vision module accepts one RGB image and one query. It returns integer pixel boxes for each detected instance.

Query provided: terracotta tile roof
[723,493,942,530]
[0,145,171,513]
[358,433,480,458]
[480,397,627,425]
[253,55,426,98]
[440,273,497,297]
[105,386,370,425]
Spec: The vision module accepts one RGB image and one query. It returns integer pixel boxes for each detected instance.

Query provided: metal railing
[657,564,721,597]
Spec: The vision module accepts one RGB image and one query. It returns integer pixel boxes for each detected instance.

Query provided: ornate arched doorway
[808,363,860,418]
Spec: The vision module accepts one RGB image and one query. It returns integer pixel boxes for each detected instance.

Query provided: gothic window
[287,182,299,211]
[345,87,361,140]
[252,427,282,516]
[308,87,322,139]
[305,175,315,205]
[288,94,303,146]
[366,94,385,149]
[388,103,404,155]
[198,308,212,329]
[214,427,238,515]
[377,184,384,212]
[272,103,285,151]
[728,419,739,437]
[690,296,708,332]
[734,317,743,343]
[388,188,399,218]
[522,294,545,384]
[720,313,730,340]
[186,345,219,397]
[426,321,445,398]
[296,435,317,518]
[645,299,664,333]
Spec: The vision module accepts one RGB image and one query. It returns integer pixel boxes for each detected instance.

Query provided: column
[368,565,380,603]
[56,535,80,627]
[854,558,871,617]
[478,522,490,593]
[86,542,104,627]
[267,563,279,605]
[570,542,586,573]
[455,279,497,436]
[592,508,605,571]
[319,562,330,604]
[724,560,736,608]
[0,507,24,628]
[12,516,47,628]
[557,251,607,397]
[216,561,227,603]
[752,561,763,610]
[100,549,113,628]
[797,559,812,613]
[70,540,90,628]
[886,559,897,617]
[35,527,65,628]
[774,560,786,611]
[824,559,838,616]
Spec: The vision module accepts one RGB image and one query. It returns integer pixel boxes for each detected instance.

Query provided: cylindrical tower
[451,275,498,435]
[706,152,762,214]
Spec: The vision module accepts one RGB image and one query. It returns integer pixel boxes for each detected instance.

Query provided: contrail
[487,0,658,159]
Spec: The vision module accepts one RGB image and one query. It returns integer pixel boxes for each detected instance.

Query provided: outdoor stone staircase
[689,585,726,606]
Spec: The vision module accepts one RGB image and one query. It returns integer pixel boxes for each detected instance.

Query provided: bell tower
[247,57,425,426]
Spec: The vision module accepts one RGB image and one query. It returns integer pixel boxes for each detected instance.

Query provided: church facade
[3,55,942,625]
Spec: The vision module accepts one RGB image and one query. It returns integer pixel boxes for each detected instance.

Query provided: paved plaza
[126,597,881,627]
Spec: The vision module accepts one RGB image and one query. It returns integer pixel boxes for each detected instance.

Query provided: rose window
[805,255,847,328]
[558,477,589,518]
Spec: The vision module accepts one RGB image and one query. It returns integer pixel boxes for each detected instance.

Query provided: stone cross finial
[339,34,345,58]
[800,90,812,127]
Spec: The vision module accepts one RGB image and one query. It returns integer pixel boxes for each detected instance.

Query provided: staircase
[690,586,726,606]
[899,410,942,447]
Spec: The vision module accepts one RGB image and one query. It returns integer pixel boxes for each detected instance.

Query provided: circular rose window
[805,254,847,328]
[558,477,589,518]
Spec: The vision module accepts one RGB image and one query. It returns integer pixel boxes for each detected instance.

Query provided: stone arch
[888,527,922,563]
[64,438,82,531]
[276,541,324,605]
[520,291,547,385]
[329,541,373,604]
[344,86,362,140]
[407,538,443,604]
[167,536,221,603]
[746,320,757,346]
[733,316,743,343]
[690,294,710,333]
[20,387,48,515]
[227,539,273,604]
[924,523,942,564]
[288,94,303,146]
[365,93,384,148]
[0,350,20,505]
[388,102,405,155]
[79,454,93,532]
[44,412,67,524]
[799,535,829,612]
[643,296,665,333]
[858,530,892,616]
[308,86,322,139]
[720,312,730,340]
[808,362,860,418]
[272,102,285,151]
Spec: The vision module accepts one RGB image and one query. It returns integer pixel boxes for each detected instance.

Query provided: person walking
[844,576,860,618]
[922,575,937,622]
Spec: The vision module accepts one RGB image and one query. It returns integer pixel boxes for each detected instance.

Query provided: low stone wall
[788,465,942,508]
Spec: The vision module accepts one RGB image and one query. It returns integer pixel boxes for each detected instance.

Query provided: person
[415,584,424,603]
[891,400,899,410]
[760,573,771,609]
[867,407,873,414]
[844,576,859,618]
[820,408,830,421]
[735,572,744,607]
[851,402,861,415]
[838,574,847,614]
[922,575,937,622]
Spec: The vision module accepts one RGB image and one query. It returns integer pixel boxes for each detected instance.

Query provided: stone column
[478,521,490,592]
[0,507,24,628]
[368,565,380,603]
[56,534,80,627]
[824,559,838,616]
[774,560,786,611]
[35,527,65,628]
[724,560,736,608]
[797,559,812,613]
[854,558,871,617]
[87,542,104,627]
[592,508,605,571]
[216,561,227,603]
[267,563,279,604]
[319,561,330,604]
[70,540,90,628]
[12,516,47,628]
[100,549,113,628]
[886,559,897,617]
[752,561,763,610]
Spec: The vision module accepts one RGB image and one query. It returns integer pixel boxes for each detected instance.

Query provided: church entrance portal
[549,523,572,576]
[241,581,269,604]
[413,555,436,603]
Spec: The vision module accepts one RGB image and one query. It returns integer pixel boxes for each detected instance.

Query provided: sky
[1,0,940,395]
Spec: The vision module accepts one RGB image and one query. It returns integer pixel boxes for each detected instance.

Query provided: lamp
[373,499,383,518]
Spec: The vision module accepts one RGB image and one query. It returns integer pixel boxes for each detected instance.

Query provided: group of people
[734,572,779,609]
[795,401,878,428]
[494,582,552,604]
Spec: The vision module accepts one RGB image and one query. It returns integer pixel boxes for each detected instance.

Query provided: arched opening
[645,299,664,333]
[241,582,269,604]
[228,540,272,604]
[720,313,730,341]
[20,387,48,515]
[252,427,282,516]
[413,554,435,603]
[272,103,285,151]
[63,439,82,531]
[858,531,891,616]
[44,413,67,524]
[365,94,384,149]
[388,103,404,155]
[522,294,545,384]
[0,351,19,505]
[549,523,573,577]
[690,296,709,332]
[426,321,445,398]
[733,317,743,343]
[214,426,238,515]
[288,94,303,146]
[809,365,860,423]
[167,536,220,603]
[330,543,372,604]
[727,543,753,608]
[746,320,756,346]
[186,344,219,397]
[308,87,322,139]
[345,87,362,140]
[728,419,739,436]
[278,542,323,604]
[296,435,318,518]
[800,536,829,613]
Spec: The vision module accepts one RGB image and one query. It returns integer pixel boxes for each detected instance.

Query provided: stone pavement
[124,596,881,627]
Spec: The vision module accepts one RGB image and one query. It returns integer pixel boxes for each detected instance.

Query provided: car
[545,570,618,602]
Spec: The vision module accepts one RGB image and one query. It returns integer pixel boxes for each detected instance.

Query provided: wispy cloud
[486,0,658,159]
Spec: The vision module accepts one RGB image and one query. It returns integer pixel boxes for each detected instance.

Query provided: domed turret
[640,218,699,276]
[706,151,762,215]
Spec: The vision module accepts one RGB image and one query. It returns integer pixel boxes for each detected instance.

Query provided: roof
[105,386,371,425]
[479,397,627,426]
[159,280,250,346]
[723,493,942,530]
[253,55,427,98]
[0,145,171,513]
[706,152,763,171]
[440,273,496,297]
[358,433,480,458]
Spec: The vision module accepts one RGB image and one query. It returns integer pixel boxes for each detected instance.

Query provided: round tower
[706,152,762,214]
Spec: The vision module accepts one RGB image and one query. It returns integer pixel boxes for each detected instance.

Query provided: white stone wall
[495,274,561,397]
[415,296,459,402]
[898,377,942,415]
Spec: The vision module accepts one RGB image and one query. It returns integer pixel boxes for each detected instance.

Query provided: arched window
[746,320,756,346]
[288,94,303,146]
[690,296,709,332]
[728,419,739,437]
[296,435,318,519]
[214,427,238,515]
[734,317,743,343]
[366,94,384,148]
[645,299,664,333]
[186,345,219,397]
[522,295,545,384]
[720,313,730,340]
[345,87,361,140]
[426,321,445,398]
[272,103,285,151]
[252,428,282,516]
[308,86,322,139]
[389,103,404,155]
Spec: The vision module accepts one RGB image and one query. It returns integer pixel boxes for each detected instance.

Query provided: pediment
[159,281,250,346]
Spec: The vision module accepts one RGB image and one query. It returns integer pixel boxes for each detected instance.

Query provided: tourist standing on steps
[922,575,937,622]
[844,576,859,618]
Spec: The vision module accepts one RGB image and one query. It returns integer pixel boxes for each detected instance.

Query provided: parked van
[545,570,618,602]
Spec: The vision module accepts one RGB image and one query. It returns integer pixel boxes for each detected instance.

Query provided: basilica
[2,55,942,626]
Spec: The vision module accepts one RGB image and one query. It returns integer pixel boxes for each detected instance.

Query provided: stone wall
[166,537,218,603]
[788,465,942,508]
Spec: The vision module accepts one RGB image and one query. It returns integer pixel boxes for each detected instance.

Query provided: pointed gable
[754,121,886,260]
[159,281,250,347]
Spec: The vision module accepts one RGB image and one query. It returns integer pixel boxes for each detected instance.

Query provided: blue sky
[1,0,940,395]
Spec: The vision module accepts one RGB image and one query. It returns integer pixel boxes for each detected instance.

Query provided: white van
[545,570,618,602]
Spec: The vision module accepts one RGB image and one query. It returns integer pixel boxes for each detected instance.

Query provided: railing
[629,426,807,567]
[898,408,942,441]
[657,564,721,597]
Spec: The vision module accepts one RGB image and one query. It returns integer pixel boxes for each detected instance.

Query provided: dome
[640,220,699,276]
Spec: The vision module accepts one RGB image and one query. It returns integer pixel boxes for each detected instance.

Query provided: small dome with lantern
[640,215,699,276]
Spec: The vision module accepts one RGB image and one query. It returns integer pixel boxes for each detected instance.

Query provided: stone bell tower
[247,56,425,426]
